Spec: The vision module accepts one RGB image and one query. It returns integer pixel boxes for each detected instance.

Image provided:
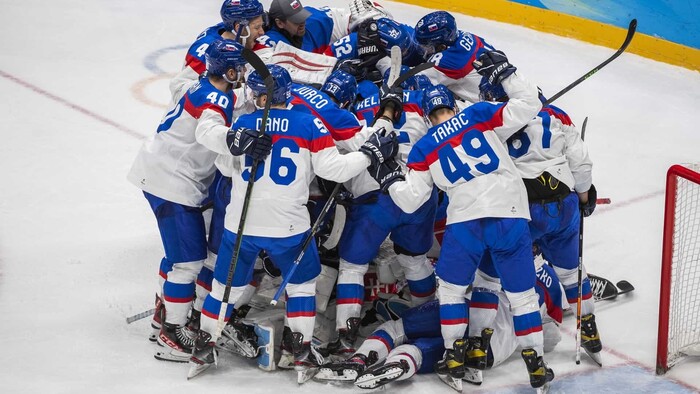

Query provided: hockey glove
[472,50,517,86]
[360,128,399,168]
[356,19,383,67]
[369,159,405,193]
[378,83,404,123]
[580,184,598,217]
[226,127,273,161]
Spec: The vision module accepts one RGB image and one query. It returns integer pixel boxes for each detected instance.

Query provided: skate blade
[314,368,357,382]
[462,368,483,386]
[154,348,191,363]
[297,367,319,384]
[187,361,213,380]
[355,366,405,389]
[437,373,463,392]
[536,382,551,394]
[216,337,258,358]
[583,348,603,367]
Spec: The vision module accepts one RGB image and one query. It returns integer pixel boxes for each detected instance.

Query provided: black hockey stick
[597,280,635,301]
[544,19,636,106]
[214,48,275,339]
[575,116,589,365]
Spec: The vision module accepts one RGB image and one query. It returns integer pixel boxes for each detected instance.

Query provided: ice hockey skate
[278,326,295,370]
[315,351,378,382]
[217,319,259,358]
[149,293,164,342]
[154,315,196,363]
[327,317,361,358]
[354,359,409,389]
[292,332,325,384]
[463,367,483,386]
[465,327,494,370]
[435,339,468,392]
[187,331,218,380]
[580,313,603,366]
[521,348,554,393]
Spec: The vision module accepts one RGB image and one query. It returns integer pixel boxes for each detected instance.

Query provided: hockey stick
[270,182,344,306]
[574,116,588,365]
[544,19,636,106]
[268,47,410,306]
[126,308,156,324]
[214,49,275,339]
[597,280,635,301]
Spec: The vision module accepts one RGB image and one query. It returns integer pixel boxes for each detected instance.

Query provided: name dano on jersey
[255,117,290,132]
[431,112,469,143]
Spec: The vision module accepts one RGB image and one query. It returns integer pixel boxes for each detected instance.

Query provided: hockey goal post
[656,163,700,374]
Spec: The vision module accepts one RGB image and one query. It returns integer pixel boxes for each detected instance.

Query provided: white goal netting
[659,163,700,373]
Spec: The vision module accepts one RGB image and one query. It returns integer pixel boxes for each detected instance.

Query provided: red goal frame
[656,164,700,374]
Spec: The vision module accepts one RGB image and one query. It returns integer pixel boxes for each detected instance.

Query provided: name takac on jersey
[431,112,469,143]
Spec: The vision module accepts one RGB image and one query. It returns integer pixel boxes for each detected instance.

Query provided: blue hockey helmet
[422,84,456,122]
[478,77,507,102]
[376,18,417,58]
[247,64,293,105]
[220,0,265,31]
[205,39,247,79]
[383,66,433,91]
[414,11,458,58]
[322,70,358,108]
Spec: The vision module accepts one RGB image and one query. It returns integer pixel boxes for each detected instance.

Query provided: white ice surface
[1,1,699,393]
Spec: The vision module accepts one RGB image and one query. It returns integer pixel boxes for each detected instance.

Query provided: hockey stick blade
[615,280,635,295]
[391,62,433,89]
[545,19,637,105]
[387,45,402,87]
[126,308,155,324]
[581,117,588,141]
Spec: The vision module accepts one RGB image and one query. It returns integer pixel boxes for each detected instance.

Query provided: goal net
[656,164,700,374]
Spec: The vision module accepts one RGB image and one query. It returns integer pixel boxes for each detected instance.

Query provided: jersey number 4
[438,129,499,183]
[242,139,299,185]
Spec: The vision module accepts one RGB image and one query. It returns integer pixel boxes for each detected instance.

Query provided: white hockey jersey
[508,105,593,193]
[223,108,370,237]
[127,78,236,207]
[388,73,542,223]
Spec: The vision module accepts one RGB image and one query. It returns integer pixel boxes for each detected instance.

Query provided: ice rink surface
[1,1,699,393]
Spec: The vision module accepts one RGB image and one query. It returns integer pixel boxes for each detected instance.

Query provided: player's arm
[387,167,434,214]
[195,108,233,155]
[312,145,371,183]
[562,122,593,194]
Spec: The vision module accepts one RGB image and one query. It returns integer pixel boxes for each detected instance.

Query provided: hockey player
[169,0,267,100]
[479,78,601,363]
[187,64,399,381]
[369,50,554,390]
[127,40,252,362]
[315,260,564,390]
[414,11,495,103]
[328,67,439,358]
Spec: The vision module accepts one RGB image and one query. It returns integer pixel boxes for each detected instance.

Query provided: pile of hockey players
[127,0,603,392]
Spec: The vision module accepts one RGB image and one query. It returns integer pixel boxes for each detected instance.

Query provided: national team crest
[428,24,438,32]
[230,0,240,5]
[290,0,301,10]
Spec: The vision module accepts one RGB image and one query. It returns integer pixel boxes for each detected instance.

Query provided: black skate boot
[521,348,554,392]
[186,309,201,332]
[580,313,602,366]
[315,351,378,382]
[278,326,295,370]
[465,327,494,371]
[155,320,196,363]
[435,339,467,392]
[149,293,165,342]
[327,317,361,358]
[291,332,325,384]
[355,358,409,389]
[218,317,259,358]
[187,330,218,379]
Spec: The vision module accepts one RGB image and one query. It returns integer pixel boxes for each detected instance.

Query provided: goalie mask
[349,0,393,32]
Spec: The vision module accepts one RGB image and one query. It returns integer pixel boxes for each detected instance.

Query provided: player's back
[128,79,234,207]
[258,7,334,54]
[407,101,528,223]
[508,104,588,191]
[225,108,335,237]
